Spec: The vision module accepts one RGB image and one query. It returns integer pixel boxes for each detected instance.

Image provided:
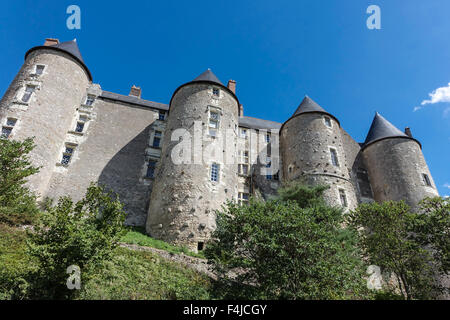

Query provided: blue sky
[1,0,449,196]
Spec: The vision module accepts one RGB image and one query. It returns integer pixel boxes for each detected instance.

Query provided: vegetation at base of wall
[347,198,450,300]
[121,227,205,259]
[79,247,210,300]
[205,183,370,300]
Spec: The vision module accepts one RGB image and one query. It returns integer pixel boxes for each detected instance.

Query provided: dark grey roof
[363,112,419,148]
[25,39,92,80]
[100,91,169,111]
[50,39,84,62]
[293,96,328,116]
[192,69,224,85]
[239,116,282,130]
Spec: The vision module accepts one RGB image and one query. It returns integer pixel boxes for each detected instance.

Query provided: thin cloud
[444,183,450,189]
[414,82,450,112]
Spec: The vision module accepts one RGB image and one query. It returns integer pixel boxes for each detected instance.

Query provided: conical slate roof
[50,39,85,63]
[293,96,328,117]
[192,69,223,86]
[25,39,92,80]
[363,112,418,148]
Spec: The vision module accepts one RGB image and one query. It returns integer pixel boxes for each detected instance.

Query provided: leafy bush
[205,183,368,300]
[0,137,40,226]
[26,183,127,299]
[348,198,449,300]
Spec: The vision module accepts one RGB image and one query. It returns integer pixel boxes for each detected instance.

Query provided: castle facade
[0,39,439,252]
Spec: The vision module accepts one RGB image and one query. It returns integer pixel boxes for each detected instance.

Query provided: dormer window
[21,85,35,103]
[213,88,220,97]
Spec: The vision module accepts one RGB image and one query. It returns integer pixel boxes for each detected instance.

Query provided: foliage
[205,183,368,300]
[347,199,449,300]
[121,226,204,258]
[79,247,210,300]
[0,137,40,226]
[26,183,127,299]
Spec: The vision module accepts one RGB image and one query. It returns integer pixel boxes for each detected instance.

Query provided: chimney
[227,80,236,94]
[405,127,412,138]
[44,38,59,46]
[239,104,244,117]
[129,85,142,99]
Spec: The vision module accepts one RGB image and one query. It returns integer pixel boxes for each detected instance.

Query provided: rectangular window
[266,133,271,143]
[324,116,332,128]
[238,192,249,205]
[339,189,348,207]
[159,111,165,120]
[6,118,17,127]
[1,127,12,139]
[152,131,162,148]
[330,148,339,167]
[266,160,272,180]
[75,122,85,133]
[61,146,74,166]
[240,128,248,139]
[239,164,249,175]
[85,96,95,106]
[21,85,35,103]
[146,160,157,178]
[35,65,45,75]
[241,150,249,163]
[273,171,279,181]
[213,88,220,96]
[210,163,219,182]
[422,174,432,187]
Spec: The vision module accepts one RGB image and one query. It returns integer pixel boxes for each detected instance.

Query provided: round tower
[0,38,91,197]
[146,69,239,252]
[280,96,358,210]
[362,112,438,209]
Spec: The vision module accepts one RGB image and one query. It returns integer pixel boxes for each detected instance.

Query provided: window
[273,171,279,181]
[35,65,45,75]
[239,150,249,163]
[21,85,35,103]
[422,174,432,187]
[339,189,348,207]
[1,127,12,139]
[239,164,249,175]
[240,128,248,139]
[210,163,219,182]
[75,122,85,133]
[266,133,271,143]
[6,118,17,127]
[197,242,204,251]
[153,131,162,148]
[209,110,220,136]
[85,96,95,106]
[61,146,75,166]
[266,159,272,180]
[238,192,249,205]
[158,111,165,120]
[330,148,339,167]
[146,160,157,178]
[212,88,220,97]
[324,116,332,128]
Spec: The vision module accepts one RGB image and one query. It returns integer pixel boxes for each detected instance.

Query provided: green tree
[0,137,40,225]
[205,184,368,300]
[348,199,448,299]
[26,183,127,299]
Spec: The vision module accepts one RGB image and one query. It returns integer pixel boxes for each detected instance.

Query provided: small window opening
[330,148,339,167]
[324,116,332,128]
[197,242,204,251]
[159,110,165,120]
[212,88,220,97]
[422,174,432,187]
[211,163,219,182]
[339,189,348,207]
[21,85,35,103]
[35,65,45,75]
[147,160,157,178]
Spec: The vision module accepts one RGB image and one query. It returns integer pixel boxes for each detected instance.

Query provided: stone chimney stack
[129,85,142,99]
[227,80,236,94]
[44,38,59,46]
[405,127,412,138]
[239,104,244,117]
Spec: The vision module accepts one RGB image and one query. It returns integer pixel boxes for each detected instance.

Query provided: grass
[0,223,211,300]
[121,226,205,259]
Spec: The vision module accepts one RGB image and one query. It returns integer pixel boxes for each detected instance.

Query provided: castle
[0,38,439,252]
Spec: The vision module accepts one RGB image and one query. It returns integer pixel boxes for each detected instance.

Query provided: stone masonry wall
[0,49,90,197]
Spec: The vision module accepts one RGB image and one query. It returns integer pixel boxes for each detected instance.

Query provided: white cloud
[444,183,450,189]
[414,82,450,112]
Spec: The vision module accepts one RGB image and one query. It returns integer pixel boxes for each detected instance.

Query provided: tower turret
[0,38,91,197]
[362,112,439,208]
[280,96,358,210]
[146,69,239,252]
